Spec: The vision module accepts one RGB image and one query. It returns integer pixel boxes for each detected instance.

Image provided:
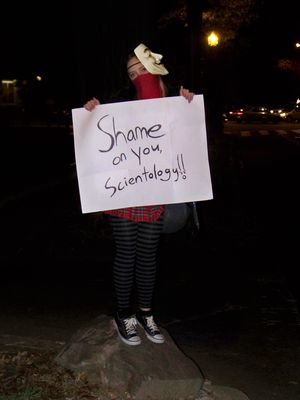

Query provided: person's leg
[110,216,137,312]
[109,216,141,345]
[135,217,163,309]
[135,216,165,343]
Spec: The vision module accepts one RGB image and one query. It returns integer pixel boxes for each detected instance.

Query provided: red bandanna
[133,73,163,100]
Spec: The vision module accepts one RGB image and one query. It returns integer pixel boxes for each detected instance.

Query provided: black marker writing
[177,153,186,179]
[104,159,186,198]
[131,143,162,165]
[97,114,165,153]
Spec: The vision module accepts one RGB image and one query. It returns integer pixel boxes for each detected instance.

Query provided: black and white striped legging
[109,215,163,311]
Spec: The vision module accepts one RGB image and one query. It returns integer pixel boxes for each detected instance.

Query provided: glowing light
[207,31,219,47]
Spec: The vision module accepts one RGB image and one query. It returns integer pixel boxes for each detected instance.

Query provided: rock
[199,380,250,400]
[55,314,204,399]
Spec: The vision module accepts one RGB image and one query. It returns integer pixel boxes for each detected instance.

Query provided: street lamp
[204,30,223,136]
[207,31,219,47]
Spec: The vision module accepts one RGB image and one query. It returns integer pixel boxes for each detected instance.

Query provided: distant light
[2,79,17,84]
[207,32,219,47]
[296,42,300,48]
[36,75,42,81]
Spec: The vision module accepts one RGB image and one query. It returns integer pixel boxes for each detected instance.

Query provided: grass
[0,386,42,400]
[0,348,113,400]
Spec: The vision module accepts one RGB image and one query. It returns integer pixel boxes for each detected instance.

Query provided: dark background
[1,0,299,109]
[0,10,300,396]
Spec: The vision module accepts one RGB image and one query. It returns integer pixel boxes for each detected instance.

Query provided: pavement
[1,127,300,399]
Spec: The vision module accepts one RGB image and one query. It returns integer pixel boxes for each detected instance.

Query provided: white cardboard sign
[72,95,213,213]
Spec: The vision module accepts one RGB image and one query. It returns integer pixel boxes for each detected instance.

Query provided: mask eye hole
[143,48,150,57]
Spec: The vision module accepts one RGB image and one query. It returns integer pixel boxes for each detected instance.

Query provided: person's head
[127,54,148,82]
[126,44,169,99]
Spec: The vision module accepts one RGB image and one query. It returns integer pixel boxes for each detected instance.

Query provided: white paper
[72,95,213,213]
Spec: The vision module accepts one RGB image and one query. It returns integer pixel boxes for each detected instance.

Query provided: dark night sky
[0,0,299,107]
[0,1,172,73]
[0,1,173,103]
[1,3,74,81]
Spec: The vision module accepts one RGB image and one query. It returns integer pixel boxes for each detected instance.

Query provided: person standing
[84,43,194,346]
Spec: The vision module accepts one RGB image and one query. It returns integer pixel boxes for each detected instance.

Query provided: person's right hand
[84,97,100,111]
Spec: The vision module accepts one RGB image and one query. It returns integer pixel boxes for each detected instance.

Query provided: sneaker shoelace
[124,317,138,335]
[145,316,159,333]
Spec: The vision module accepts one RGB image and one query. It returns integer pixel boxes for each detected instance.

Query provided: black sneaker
[136,311,165,344]
[113,313,141,346]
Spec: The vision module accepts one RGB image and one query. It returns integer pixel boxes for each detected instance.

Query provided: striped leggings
[109,215,163,311]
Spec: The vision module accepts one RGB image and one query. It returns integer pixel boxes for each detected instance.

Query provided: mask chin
[133,73,163,100]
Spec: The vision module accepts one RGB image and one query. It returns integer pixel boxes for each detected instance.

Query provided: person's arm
[84,97,100,111]
[179,86,194,103]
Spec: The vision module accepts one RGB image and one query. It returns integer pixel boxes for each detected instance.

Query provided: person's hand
[179,86,194,103]
[84,97,100,111]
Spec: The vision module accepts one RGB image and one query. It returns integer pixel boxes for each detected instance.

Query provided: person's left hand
[179,86,194,103]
